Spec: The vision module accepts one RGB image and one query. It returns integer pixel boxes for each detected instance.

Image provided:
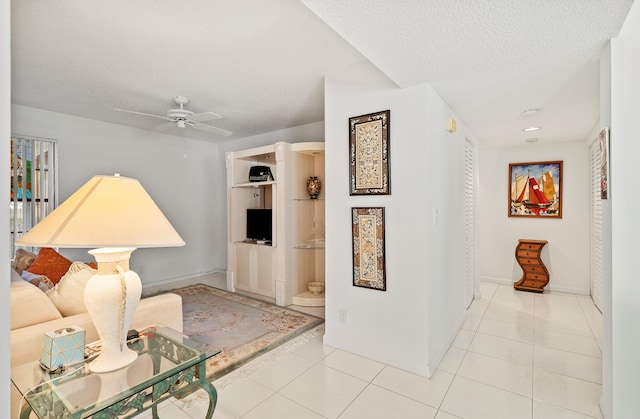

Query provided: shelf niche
[226,142,325,307]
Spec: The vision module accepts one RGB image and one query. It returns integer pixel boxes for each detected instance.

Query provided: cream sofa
[10,269,183,417]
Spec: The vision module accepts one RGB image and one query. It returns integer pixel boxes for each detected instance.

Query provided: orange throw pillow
[27,247,72,284]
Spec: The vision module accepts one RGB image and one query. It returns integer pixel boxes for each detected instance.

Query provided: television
[246,209,272,242]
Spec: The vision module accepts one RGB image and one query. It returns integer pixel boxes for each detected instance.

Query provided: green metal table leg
[197,361,217,418]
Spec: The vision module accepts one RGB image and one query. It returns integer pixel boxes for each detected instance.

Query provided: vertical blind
[10,136,58,257]
[464,139,475,307]
[589,139,604,312]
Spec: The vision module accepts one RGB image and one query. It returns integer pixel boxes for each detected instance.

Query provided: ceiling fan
[114,96,233,137]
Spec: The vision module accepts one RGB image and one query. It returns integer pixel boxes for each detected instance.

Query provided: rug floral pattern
[173,284,323,380]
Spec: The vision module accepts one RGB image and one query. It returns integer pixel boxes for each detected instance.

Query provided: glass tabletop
[12,326,221,418]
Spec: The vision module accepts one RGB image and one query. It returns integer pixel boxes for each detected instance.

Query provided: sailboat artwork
[509,161,563,218]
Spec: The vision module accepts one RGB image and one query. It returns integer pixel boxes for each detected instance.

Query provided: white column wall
[2,0,12,413]
[608,1,640,416]
[323,61,467,376]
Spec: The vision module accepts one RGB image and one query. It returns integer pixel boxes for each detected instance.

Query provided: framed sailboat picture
[508,161,563,218]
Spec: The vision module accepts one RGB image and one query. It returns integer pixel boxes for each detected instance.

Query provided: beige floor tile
[533,328,601,358]
[249,352,316,391]
[457,351,533,397]
[451,328,475,350]
[280,364,368,418]
[533,399,602,419]
[437,346,466,374]
[434,411,463,419]
[440,376,532,419]
[483,303,536,326]
[372,366,454,408]
[533,369,602,418]
[290,333,336,362]
[321,349,385,382]
[477,316,534,343]
[211,378,274,419]
[534,346,602,384]
[468,331,534,365]
[338,384,438,419]
[478,282,499,300]
[138,400,190,419]
[243,393,325,419]
[534,315,593,337]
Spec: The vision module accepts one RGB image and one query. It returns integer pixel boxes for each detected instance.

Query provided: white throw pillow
[46,262,97,316]
[10,269,62,329]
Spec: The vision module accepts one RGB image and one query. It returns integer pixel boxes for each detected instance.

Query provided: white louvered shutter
[589,140,604,311]
[10,136,58,257]
[464,140,475,307]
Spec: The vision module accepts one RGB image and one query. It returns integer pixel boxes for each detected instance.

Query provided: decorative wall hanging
[508,161,563,218]
[599,127,610,199]
[349,110,390,195]
[351,207,386,291]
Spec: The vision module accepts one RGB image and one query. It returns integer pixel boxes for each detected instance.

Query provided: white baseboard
[322,334,433,378]
[429,312,467,374]
[479,276,512,285]
[479,276,590,295]
[141,269,227,297]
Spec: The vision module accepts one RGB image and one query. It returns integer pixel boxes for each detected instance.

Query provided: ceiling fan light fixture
[113,95,232,137]
[521,108,540,117]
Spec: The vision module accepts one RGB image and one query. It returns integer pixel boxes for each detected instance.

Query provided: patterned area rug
[171,284,324,380]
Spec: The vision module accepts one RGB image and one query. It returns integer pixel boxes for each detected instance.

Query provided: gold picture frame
[349,110,390,195]
[351,207,386,291]
[508,161,563,218]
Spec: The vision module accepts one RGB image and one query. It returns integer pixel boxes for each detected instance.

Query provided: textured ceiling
[11,0,634,146]
[302,0,634,147]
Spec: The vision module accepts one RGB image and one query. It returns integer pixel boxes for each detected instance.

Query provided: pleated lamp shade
[16,174,184,373]
[16,174,184,248]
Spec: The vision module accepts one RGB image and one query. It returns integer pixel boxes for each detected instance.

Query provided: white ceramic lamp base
[84,247,142,373]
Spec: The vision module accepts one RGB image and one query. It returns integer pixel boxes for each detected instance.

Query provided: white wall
[478,142,591,294]
[323,61,468,376]
[2,0,12,414]
[11,105,224,287]
[608,2,640,416]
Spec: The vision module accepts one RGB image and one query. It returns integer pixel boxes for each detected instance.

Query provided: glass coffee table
[12,326,220,418]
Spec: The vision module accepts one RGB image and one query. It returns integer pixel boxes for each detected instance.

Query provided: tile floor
[141,281,603,419]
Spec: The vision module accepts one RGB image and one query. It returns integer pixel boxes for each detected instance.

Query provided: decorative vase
[306,176,321,199]
[85,247,142,373]
[307,281,325,294]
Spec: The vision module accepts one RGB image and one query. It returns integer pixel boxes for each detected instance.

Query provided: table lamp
[16,174,185,372]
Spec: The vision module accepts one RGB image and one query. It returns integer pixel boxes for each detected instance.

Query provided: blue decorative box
[40,327,86,369]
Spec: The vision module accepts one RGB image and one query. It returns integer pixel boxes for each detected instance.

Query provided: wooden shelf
[232,181,276,188]
[292,291,325,307]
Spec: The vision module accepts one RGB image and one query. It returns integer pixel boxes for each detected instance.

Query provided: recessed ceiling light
[525,138,539,143]
[521,108,540,117]
[523,126,541,132]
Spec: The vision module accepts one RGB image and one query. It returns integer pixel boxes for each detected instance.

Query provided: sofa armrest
[130,293,183,334]
[10,293,183,367]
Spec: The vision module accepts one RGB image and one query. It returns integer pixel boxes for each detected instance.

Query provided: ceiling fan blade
[187,111,223,122]
[153,122,177,131]
[190,122,233,137]
[113,108,171,121]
